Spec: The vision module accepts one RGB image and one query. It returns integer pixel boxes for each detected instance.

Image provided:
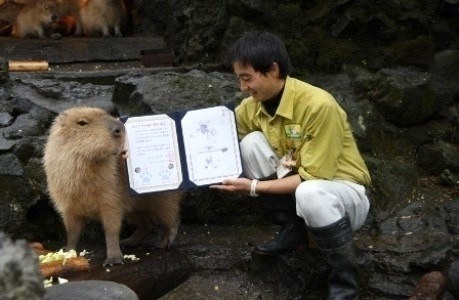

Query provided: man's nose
[240,81,249,91]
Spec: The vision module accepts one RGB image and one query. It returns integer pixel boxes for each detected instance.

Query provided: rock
[444,201,459,234]
[375,68,439,126]
[0,56,8,84]
[44,280,139,300]
[431,50,459,75]
[0,154,40,235]
[58,247,192,299]
[10,78,116,114]
[160,224,328,300]
[409,271,447,300]
[0,232,46,300]
[447,259,459,297]
[113,70,241,116]
[0,111,14,127]
[417,140,459,175]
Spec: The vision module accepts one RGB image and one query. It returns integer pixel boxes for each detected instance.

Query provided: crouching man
[211,30,371,300]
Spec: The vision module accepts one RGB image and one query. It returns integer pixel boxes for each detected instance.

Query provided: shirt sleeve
[297,95,345,180]
[235,99,258,140]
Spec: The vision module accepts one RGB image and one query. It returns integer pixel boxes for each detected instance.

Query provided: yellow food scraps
[39,249,77,265]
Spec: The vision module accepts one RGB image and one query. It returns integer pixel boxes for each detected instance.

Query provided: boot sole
[252,244,308,256]
[251,248,292,256]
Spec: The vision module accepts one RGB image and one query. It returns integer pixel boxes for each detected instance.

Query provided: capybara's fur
[13,0,58,38]
[43,107,184,266]
[0,0,23,24]
[0,0,23,36]
[81,0,126,37]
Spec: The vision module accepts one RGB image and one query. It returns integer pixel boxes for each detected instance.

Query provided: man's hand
[209,178,252,195]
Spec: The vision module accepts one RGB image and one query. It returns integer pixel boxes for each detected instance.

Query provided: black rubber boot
[253,215,308,255]
[253,194,308,255]
[310,213,359,300]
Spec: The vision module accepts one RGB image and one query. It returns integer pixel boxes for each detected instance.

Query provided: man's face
[233,62,283,102]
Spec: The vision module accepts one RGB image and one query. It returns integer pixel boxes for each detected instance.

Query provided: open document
[123,106,243,194]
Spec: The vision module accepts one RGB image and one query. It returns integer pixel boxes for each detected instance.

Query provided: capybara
[52,0,84,36]
[0,0,23,24]
[80,0,126,37]
[0,0,23,36]
[43,107,184,267]
[13,0,58,38]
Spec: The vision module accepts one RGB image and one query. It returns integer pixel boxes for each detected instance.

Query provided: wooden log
[40,257,90,278]
[8,60,49,72]
[28,242,90,278]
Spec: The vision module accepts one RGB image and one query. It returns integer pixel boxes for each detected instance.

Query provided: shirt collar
[253,76,294,119]
[276,76,294,120]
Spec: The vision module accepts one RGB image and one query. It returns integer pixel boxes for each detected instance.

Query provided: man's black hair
[225,30,292,79]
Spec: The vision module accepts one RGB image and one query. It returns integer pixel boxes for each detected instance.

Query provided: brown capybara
[0,0,23,36]
[80,0,126,37]
[51,0,85,36]
[13,0,58,38]
[43,107,184,267]
[0,0,23,24]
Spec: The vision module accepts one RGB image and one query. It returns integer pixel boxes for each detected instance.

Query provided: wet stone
[448,259,459,298]
[44,280,139,300]
[0,112,13,127]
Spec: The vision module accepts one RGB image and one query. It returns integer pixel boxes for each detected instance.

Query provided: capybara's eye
[77,120,89,126]
[113,129,122,136]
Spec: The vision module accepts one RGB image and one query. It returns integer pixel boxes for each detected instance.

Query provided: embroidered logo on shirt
[282,124,300,172]
[285,124,301,140]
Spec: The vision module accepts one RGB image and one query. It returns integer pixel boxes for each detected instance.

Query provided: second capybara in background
[52,0,85,36]
[13,0,58,38]
[81,0,127,37]
[43,107,185,267]
[0,0,23,36]
[0,0,23,24]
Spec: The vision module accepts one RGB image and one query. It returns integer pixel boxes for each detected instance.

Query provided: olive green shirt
[235,76,371,186]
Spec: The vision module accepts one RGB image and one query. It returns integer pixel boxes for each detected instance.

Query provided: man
[210,30,371,299]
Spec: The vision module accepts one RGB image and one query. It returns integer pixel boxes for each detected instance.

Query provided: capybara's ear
[58,111,68,119]
[55,111,69,126]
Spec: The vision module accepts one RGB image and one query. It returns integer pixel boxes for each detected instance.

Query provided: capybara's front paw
[154,239,171,250]
[103,256,124,267]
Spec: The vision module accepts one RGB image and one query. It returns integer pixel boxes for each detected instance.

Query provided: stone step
[0,36,168,65]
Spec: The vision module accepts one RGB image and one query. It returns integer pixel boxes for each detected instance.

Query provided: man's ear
[270,62,281,77]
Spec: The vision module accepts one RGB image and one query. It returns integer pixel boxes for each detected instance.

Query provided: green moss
[315,39,359,72]
[388,36,435,66]
[377,84,438,126]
